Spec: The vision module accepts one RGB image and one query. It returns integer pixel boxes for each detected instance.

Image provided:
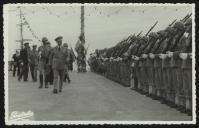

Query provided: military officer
[29,45,39,82]
[18,42,30,82]
[49,36,68,93]
[38,37,50,88]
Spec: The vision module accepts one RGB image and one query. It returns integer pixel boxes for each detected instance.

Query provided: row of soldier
[88,16,192,116]
[12,36,75,94]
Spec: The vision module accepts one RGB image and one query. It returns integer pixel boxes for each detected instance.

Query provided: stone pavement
[8,71,192,121]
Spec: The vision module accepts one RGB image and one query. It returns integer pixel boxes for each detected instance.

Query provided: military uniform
[49,36,68,93]
[166,22,185,106]
[136,36,149,92]
[18,43,30,82]
[141,32,159,94]
[63,43,71,83]
[149,30,167,96]
[127,38,140,89]
[29,45,39,82]
[38,37,51,88]
[12,51,20,77]
[173,19,192,113]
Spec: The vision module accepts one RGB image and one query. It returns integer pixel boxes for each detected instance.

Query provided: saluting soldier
[29,45,39,82]
[49,36,68,93]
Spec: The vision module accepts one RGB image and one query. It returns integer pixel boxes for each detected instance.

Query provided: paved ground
[8,71,191,121]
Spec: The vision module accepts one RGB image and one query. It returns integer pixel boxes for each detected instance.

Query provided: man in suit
[49,36,68,93]
[18,42,30,82]
[29,45,39,82]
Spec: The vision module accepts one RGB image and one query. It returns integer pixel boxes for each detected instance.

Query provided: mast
[16,6,32,49]
[19,7,24,49]
[80,6,85,45]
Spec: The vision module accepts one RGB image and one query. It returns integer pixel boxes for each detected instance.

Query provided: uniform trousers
[30,64,38,81]
[147,67,155,94]
[13,63,20,77]
[167,68,175,102]
[156,67,163,97]
[53,69,64,91]
[18,63,29,81]
[140,67,148,92]
[183,68,192,110]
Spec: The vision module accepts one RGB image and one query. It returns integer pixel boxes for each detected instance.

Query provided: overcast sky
[4,4,193,60]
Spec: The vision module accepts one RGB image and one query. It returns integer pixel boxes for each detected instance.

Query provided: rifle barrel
[145,21,158,36]
[137,31,143,36]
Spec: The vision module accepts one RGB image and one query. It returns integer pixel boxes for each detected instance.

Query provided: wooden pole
[19,7,24,49]
[80,6,85,45]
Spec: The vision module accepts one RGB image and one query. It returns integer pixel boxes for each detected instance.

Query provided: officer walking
[29,45,39,82]
[38,37,50,88]
[49,36,68,93]
[12,50,20,77]
[18,42,30,82]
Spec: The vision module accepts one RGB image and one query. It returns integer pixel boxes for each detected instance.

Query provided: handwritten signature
[9,110,34,121]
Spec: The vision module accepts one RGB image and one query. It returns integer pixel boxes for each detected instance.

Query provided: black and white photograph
[3,3,196,125]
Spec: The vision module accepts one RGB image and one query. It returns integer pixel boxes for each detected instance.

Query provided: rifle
[145,21,158,36]
[169,19,177,27]
[137,31,143,37]
[183,13,192,23]
[180,14,189,22]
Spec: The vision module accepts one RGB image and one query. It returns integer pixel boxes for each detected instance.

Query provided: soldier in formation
[89,16,192,116]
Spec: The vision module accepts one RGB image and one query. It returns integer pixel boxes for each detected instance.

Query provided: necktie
[58,46,60,51]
